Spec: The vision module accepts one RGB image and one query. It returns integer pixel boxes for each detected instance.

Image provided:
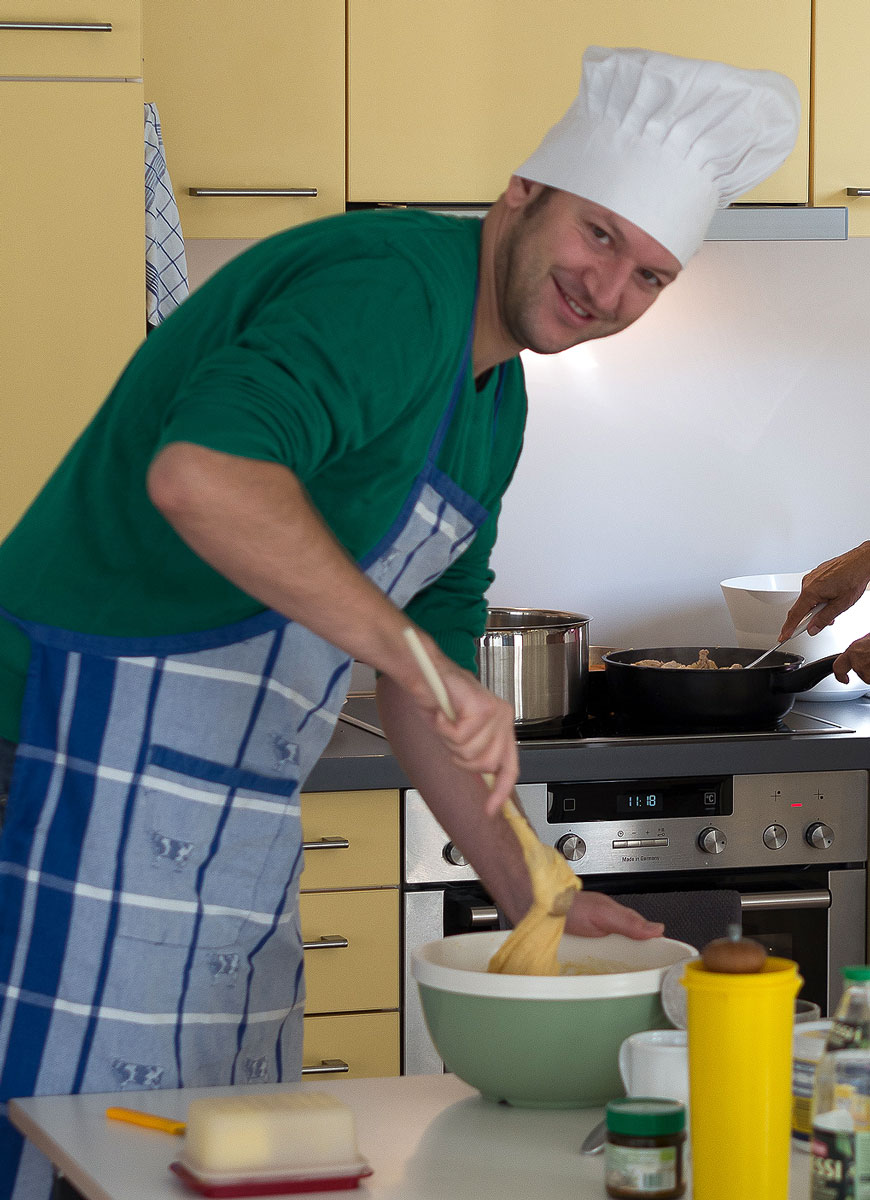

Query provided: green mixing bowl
[412,930,696,1109]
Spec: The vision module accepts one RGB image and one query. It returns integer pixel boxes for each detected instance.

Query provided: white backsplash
[488,237,870,651]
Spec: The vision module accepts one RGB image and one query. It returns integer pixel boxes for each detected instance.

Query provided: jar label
[605,1143,678,1194]
[794,1056,820,1136]
[811,1126,870,1199]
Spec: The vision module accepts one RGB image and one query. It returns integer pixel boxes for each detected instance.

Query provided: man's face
[493,180,682,357]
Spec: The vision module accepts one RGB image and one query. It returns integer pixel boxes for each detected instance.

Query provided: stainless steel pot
[476,607,590,738]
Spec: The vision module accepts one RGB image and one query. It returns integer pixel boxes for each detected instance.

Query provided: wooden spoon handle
[403,626,501,795]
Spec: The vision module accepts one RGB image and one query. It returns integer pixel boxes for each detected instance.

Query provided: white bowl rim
[720,572,805,594]
[411,932,698,1000]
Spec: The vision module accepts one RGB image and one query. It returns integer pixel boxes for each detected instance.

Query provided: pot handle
[772,654,839,695]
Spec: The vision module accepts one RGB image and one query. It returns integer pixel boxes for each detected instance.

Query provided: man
[0,46,798,1199]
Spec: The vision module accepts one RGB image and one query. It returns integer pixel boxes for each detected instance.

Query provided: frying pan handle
[772,654,839,695]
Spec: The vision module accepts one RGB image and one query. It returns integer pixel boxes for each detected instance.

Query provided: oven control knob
[443,842,468,867]
[698,827,726,855]
[806,822,835,851]
[763,823,788,850]
[557,834,586,862]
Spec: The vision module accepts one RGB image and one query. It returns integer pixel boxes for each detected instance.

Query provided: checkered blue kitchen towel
[145,102,189,326]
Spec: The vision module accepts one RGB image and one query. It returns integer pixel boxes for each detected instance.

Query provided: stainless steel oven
[402,770,869,1075]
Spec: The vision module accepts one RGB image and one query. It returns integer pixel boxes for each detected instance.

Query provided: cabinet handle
[846,188,870,197]
[300,1058,350,1076]
[0,21,112,31]
[302,836,350,851]
[188,188,318,198]
[302,934,349,950]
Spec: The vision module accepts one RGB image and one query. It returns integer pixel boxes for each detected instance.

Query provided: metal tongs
[744,602,826,669]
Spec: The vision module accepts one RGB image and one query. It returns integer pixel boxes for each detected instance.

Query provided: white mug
[618,1029,690,1110]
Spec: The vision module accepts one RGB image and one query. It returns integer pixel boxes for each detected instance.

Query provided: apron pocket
[114,744,302,950]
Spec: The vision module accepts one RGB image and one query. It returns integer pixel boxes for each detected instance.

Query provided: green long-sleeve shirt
[0,209,527,741]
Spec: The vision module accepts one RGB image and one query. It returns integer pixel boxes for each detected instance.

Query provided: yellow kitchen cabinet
[813,0,870,236]
[299,789,400,1075]
[0,0,142,77]
[141,0,345,239]
[0,80,145,538]
[302,1012,400,1079]
[300,788,399,891]
[347,0,810,205]
[301,889,400,1014]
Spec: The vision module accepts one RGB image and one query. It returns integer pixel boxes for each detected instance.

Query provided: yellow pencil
[105,1106,186,1136]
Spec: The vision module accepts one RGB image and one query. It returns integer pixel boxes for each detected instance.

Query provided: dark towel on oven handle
[609,888,743,952]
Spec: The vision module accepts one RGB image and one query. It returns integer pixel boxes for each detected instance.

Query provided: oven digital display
[617,791,665,814]
[548,776,733,822]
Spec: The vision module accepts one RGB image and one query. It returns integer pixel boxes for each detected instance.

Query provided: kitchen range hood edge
[348,202,848,241]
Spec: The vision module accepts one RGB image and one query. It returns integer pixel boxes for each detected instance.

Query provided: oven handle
[465,892,830,926]
[740,889,830,911]
[467,905,501,927]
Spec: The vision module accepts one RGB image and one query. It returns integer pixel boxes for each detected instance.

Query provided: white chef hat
[514,46,801,266]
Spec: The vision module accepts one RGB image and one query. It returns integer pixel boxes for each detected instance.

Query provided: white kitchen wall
[488,237,870,650]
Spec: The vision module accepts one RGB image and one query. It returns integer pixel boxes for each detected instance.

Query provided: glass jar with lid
[604,1097,686,1199]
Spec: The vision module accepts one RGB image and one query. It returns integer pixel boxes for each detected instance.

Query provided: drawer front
[300,790,399,891]
[301,889,399,1014]
[302,1011,400,1079]
[0,1,142,77]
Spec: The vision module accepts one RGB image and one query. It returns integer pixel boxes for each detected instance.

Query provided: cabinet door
[0,81,145,538]
[813,0,870,235]
[302,1012,400,1079]
[142,0,345,239]
[0,0,142,77]
[301,889,399,1014]
[300,790,399,891]
[348,0,810,205]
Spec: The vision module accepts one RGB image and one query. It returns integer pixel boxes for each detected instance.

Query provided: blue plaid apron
[0,325,505,1199]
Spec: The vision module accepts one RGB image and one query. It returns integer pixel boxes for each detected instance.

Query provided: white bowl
[720,572,870,701]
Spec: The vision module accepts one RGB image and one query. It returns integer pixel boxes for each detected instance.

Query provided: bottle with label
[811,966,870,1200]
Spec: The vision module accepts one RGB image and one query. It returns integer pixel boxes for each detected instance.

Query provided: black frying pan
[602,647,839,732]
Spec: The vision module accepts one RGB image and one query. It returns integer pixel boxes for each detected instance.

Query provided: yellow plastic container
[683,956,802,1200]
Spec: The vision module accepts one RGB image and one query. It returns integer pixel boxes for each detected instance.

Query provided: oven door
[402,865,865,1074]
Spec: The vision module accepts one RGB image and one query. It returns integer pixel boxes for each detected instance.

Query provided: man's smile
[554,277,596,324]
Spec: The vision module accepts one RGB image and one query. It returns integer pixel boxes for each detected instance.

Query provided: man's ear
[503,175,547,210]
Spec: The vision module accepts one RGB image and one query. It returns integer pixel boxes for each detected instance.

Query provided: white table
[10,1074,812,1200]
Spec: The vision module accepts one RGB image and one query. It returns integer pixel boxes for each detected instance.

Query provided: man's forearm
[376,674,534,924]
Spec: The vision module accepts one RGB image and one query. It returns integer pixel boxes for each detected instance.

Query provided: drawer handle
[300,1058,349,1076]
[188,187,318,198]
[302,836,350,851]
[846,188,870,197]
[302,934,349,951]
[0,21,112,31]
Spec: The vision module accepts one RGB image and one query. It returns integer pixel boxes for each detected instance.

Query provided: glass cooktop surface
[339,694,854,745]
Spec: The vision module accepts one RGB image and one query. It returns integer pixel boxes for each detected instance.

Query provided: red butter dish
[170,1159,373,1197]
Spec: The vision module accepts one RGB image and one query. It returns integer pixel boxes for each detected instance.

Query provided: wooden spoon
[403,628,580,975]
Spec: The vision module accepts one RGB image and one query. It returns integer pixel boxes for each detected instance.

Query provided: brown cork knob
[701,924,768,974]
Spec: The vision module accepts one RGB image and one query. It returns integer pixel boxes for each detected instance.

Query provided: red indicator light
[790,802,803,808]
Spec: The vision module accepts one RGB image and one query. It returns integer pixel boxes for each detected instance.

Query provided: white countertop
[10,1073,813,1200]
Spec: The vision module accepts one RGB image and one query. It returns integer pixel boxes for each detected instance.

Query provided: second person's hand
[779,541,870,641]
